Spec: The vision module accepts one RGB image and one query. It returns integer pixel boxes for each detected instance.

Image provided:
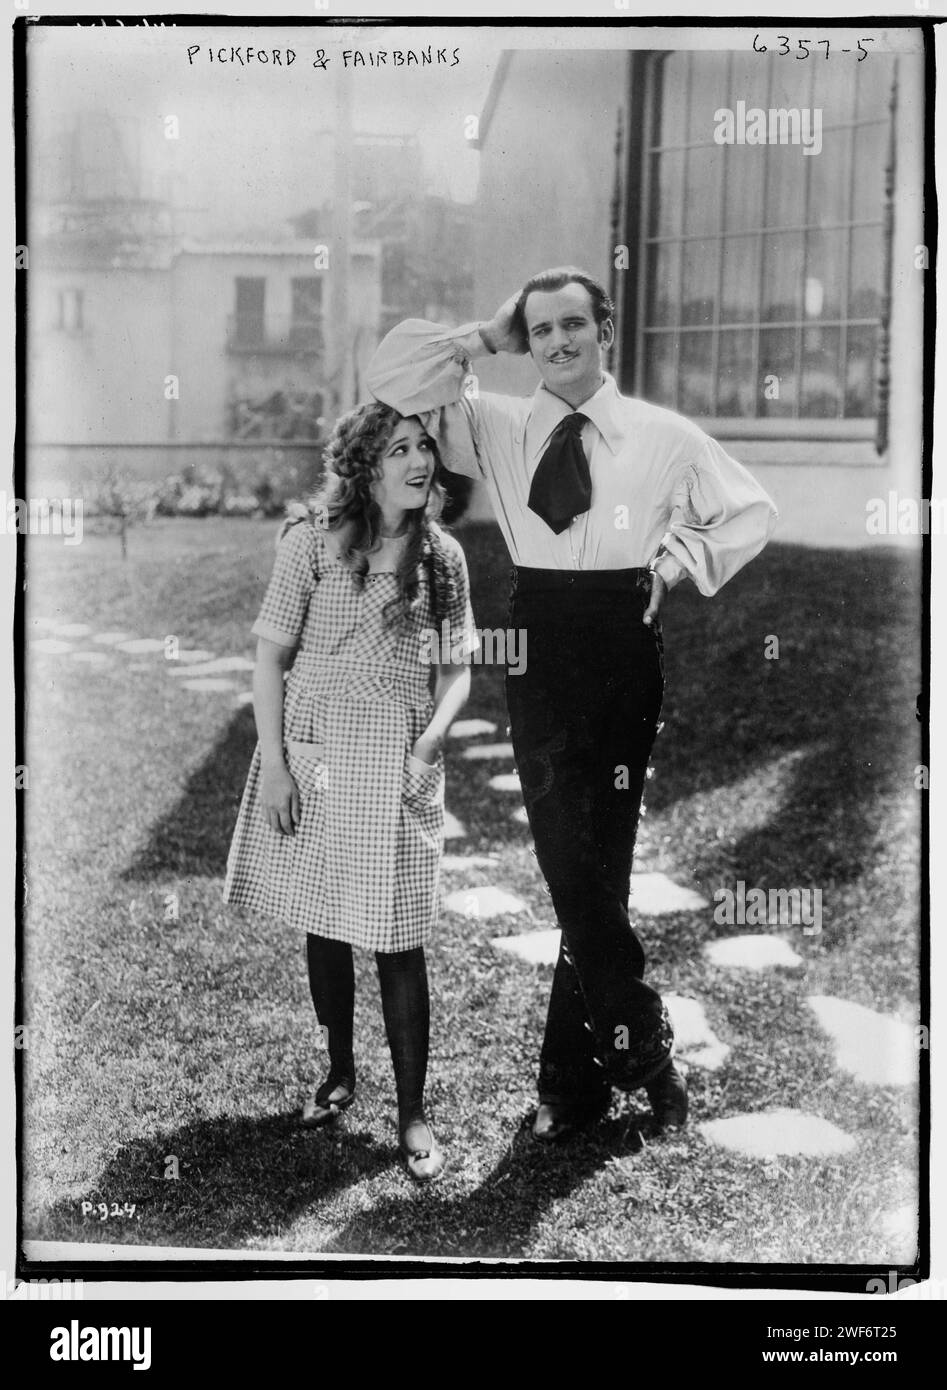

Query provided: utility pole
[327,60,354,415]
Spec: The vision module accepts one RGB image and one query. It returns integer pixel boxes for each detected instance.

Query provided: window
[289,276,323,349]
[56,288,84,332]
[636,49,897,430]
[233,277,266,347]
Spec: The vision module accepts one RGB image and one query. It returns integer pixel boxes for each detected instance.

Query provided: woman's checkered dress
[224,519,476,953]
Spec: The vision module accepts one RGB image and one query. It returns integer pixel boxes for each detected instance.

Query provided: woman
[224,401,475,1181]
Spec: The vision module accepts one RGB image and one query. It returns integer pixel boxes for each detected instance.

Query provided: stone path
[449,719,497,739]
[705,934,803,971]
[698,1110,857,1158]
[461,742,515,761]
[28,614,914,1171]
[444,885,528,919]
[167,656,255,677]
[436,713,916,1162]
[180,678,240,693]
[28,615,255,709]
[806,995,917,1088]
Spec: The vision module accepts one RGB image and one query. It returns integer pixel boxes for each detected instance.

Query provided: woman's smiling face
[371,417,437,519]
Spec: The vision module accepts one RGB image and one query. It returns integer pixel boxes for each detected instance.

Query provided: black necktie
[527,412,591,535]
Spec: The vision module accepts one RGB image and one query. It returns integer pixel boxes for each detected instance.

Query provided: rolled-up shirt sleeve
[367,319,498,480]
[367,318,486,414]
[653,438,779,597]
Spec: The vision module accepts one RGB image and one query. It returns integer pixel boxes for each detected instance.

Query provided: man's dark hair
[513,266,615,342]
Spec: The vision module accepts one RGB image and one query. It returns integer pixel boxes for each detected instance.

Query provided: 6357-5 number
[753,35,875,60]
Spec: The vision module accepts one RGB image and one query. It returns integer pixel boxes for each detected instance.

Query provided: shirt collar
[526,372,624,462]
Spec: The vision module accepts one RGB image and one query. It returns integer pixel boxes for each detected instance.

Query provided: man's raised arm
[366,296,526,415]
[365,300,528,477]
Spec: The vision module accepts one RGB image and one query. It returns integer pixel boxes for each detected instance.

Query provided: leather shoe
[532,1096,609,1143]
[644,1061,688,1129]
[399,1121,446,1183]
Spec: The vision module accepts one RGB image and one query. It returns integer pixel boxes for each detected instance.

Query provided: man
[367,266,778,1140]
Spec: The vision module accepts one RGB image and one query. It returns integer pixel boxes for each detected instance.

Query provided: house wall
[170,248,381,441]
[27,246,381,496]
[28,268,173,446]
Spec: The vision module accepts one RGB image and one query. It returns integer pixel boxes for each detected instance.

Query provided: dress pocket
[286,741,329,799]
[402,750,443,813]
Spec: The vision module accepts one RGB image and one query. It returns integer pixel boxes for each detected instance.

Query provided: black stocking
[375,947,430,1143]
[306,933,356,1096]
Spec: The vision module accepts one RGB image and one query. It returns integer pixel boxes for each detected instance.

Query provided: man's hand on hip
[480,293,529,355]
[643,572,667,627]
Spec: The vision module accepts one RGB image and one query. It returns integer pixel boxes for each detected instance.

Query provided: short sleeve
[441,539,479,663]
[251,520,320,648]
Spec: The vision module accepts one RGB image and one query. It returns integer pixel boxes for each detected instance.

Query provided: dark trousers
[505,567,674,1105]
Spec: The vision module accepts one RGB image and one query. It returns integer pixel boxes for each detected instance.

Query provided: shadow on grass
[33,1108,647,1258]
[36,1113,395,1251]
[649,542,922,890]
[328,1112,653,1259]
[122,530,922,900]
[121,703,258,882]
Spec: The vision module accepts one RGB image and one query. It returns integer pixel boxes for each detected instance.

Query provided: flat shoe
[399,1125,446,1182]
[300,1078,355,1129]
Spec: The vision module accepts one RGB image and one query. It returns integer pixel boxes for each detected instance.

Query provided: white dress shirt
[366,319,779,596]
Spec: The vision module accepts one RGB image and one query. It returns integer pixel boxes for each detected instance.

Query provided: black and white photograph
[9,8,936,1299]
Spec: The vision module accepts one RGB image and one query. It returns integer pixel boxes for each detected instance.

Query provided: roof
[175,239,380,259]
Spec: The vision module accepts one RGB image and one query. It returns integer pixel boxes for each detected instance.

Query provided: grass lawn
[20,517,922,1266]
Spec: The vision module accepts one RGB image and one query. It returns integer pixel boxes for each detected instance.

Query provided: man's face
[522,282,613,405]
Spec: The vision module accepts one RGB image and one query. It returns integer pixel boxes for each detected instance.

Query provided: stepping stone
[705,934,803,971]
[806,996,917,1088]
[180,678,238,693]
[234,691,255,706]
[116,638,166,654]
[168,656,254,677]
[52,623,93,638]
[449,719,497,739]
[461,742,514,761]
[511,807,529,825]
[31,638,73,654]
[441,854,499,871]
[442,811,466,841]
[491,928,560,966]
[629,872,709,916]
[68,651,113,666]
[93,632,136,645]
[444,885,527,919]
[175,649,217,664]
[698,1109,856,1158]
[489,773,522,793]
[665,994,730,1071]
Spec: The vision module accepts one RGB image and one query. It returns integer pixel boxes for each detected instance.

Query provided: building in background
[469,43,925,547]
[28,111,485,499]
[290,132,475,337]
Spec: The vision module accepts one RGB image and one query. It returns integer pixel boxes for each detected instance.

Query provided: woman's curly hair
[287,400,457,629]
